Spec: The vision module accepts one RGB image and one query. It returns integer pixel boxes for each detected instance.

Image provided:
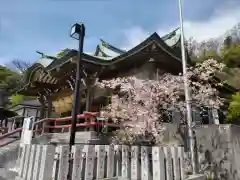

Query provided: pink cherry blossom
[96,59,226,144]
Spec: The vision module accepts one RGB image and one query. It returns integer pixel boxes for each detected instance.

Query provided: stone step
[0,131,107,168]
[48,131,98,144]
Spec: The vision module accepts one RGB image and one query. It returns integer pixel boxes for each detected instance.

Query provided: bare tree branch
[9,59,32,73]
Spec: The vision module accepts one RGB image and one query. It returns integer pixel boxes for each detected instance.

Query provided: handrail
[0,112,121,147]
[0,138,19,147]
[43,122,121,129]
[0,112,101,144]
[40,112,100,123]
[0,128,22,141]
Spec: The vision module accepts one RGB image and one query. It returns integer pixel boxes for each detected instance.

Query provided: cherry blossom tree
[96,59,226,144]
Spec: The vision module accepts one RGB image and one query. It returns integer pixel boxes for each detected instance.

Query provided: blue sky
[0,0,240,65]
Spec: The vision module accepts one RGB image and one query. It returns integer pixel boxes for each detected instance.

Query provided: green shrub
[228,92,240,121]
[11,94,36,106]
[221,45,240,68]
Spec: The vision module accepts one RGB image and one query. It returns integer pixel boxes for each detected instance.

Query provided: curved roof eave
[106,32,183,64]
[98,44,120,57]
[29,32,185,74]
[23,54,58,85]
[24,63,45,85]
[81,32,183,66]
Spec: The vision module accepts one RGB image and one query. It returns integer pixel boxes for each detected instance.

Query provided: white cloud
[182,7,240,41]
[122,4,240,49]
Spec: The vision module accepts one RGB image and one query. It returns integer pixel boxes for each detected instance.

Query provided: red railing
[0,112,120,147]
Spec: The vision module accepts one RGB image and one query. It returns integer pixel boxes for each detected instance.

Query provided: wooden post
[47,93,52,118]
[38,94,46,135]
[85,78,95,131]
[38,94,45,120]
[47,92,53,133]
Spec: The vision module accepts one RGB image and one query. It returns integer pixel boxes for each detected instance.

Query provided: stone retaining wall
[164,124,240,180]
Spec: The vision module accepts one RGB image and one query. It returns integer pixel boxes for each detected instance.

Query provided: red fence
[0,112,120,147]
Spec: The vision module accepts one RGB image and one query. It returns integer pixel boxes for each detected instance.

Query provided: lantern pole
[69,23,85,149]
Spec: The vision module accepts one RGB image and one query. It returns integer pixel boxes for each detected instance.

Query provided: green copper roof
[86,53,113,61]
[164,28,181,47]
[95,28,180,58]
[22,28,189,89]
[29,30,183,71]
[36,57,54,68]
[100,39,126,54]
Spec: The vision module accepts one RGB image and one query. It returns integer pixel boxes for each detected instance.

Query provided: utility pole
[178,0,198,174]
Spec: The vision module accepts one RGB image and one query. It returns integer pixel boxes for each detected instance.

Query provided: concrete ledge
[186,174,206,180]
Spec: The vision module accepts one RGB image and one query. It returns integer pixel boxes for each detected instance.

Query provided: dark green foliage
[0,65,21,89]
[214,67,240,90]
[0,65,35,106]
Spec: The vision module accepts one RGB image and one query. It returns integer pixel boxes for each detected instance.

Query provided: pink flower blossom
[96,59,226,144]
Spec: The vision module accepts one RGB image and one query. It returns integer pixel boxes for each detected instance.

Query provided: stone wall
[2,124,240,180]
[164,124,240,180]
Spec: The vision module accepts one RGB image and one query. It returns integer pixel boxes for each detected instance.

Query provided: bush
[228,92,240,121]
[11,94,36,106]
[11,94,25,105]
[221,45,240,68]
